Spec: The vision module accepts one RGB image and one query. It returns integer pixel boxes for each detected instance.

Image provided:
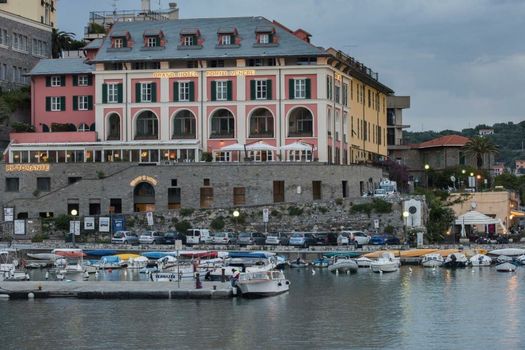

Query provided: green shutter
[61,75,66,86]
[73,96,78,111]
[156,36,160,46]
[267,79,272,100]
[117,84,123,103]
[227,80,233,101]
[123,37,128,47]
[305,79,311,99]
[136,83,141,103]
[102,84,108,103]
[61,96,66,111]
[45,97,51,111]
[211,81,216,101]
[151,83,157,102]
[45,77,51,87]
[268,34,273,43]
[289,79,295,99]
[73,75,78,86]
[87,75,93,86]
[173,82,179,102]
[87,95,93,110]
[250,80,256,100]
[189,81,195,102]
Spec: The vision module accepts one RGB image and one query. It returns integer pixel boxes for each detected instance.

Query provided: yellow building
[0,0,56,27]
[326,48,393,163]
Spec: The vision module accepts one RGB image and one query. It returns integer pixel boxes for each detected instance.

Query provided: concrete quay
[0,280,234,300]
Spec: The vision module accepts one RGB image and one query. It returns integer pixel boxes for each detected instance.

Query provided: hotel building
[2,16,398,218]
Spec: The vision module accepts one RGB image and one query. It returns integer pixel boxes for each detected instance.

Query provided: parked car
[186,229,211,245]
[238,232,266,246]
[347,230,371,246]
[139,231,165,244]
[315,232,338,246]
[265,232,289,245]
[111,231,139,245]
[212,232,237,245]
[337,232,350,246]
[163,231,186,245]
[289,232,316,248]
[204,232,215,244]
[369,235,401,245]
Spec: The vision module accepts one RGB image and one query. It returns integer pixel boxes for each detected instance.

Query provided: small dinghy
[421,253,444,268]
[443,253,468,268]
[496,255,513,264]
[289,258,308,268]
[469,254,492,267]
[355,257,373,268]
[496,262,516,272]
[328,258,358,274]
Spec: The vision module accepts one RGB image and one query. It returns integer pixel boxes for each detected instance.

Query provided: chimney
[167,2,179,20]
[141,0,151,12]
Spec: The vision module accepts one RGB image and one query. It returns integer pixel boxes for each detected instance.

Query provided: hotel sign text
[153,70,256,79]
[6,164,50,172]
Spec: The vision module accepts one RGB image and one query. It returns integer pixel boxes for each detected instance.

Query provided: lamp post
[424,164,430,189]
[402,210,409,244]
[476,174,482,192]
[232,210,240,233]
[70,209,78,248]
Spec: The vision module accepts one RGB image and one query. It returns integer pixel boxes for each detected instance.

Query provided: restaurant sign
[6,164,50,172]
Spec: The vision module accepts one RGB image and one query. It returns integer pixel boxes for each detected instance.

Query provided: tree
[52,28,75,58]
[463,136,498,170]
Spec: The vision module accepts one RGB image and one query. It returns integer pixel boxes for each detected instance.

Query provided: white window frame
[0,29,7,47]
[259,33,270,44]
[183,36,195,46]
[78,75,89,86]
[78,96,89,111]
[287,150,312,162]
[78,123,89,132]
[335,85,341,104]
[141,83,152,102]
[216,81,228,101]
[51,76,61,87]
[146,36,158,47]
[255,80,267,100]
[248,150,273,162]
[179,81,190,102]
[215,152,231,162]
[107,83,118,104]
[294,79,306,99]
[221,35,231,45]
[50,97,61,112]
[114,38,123,48]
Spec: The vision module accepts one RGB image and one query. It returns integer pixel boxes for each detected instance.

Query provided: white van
[185,229,211,245]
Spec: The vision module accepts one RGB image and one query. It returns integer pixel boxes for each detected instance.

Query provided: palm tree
[464,136,498,170]
[51,28,75,58]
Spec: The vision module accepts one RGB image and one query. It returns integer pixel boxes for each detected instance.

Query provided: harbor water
[1,266,524,349]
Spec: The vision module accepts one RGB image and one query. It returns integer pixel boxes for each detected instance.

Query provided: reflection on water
[1,266,524,349]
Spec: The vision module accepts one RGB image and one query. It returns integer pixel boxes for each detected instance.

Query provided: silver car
[112,231,139,245]
[265,232,288,245]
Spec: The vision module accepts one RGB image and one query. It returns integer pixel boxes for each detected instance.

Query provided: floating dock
[0,281,234,300]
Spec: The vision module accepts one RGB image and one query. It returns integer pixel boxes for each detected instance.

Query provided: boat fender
[278,282,282,287]
[285,281,290,285]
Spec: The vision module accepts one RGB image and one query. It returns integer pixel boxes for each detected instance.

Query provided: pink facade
[10,131,97,144]
[31,75,95,132]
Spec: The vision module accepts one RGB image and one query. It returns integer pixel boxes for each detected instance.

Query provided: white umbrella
[220,142,245,151]
[280,141,313,151]
[245,141,277,151]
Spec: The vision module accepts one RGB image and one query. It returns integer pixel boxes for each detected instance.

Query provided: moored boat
[328,258,358,274]
[370,252,400,273]
[496,262,517,272]
[27,253,60,261]
[236,270,290,297]
[489,248,525,257]
[421,253,444,268]
[84,250,117,257]
[469,254,492,267]
[355,257,372,268]
[443,253,468,268]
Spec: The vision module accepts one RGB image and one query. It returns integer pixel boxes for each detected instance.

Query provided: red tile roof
[417,135,470,149]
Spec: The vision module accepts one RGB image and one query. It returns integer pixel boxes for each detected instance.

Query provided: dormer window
[178,28,202,49]
[114,38,124,48]
[217,27,238,48]
[109,31,130,50]
[221,35,231,45]
[183,35,195,46]
[142,30,164,49]
[259,34,270,44]
[146,36,159,47]
[254,26,277,46]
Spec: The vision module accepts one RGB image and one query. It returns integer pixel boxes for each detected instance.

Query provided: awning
[280,142,313,151]
[455,210,506,237]
[220,142,245,152]
[245,141,277,151]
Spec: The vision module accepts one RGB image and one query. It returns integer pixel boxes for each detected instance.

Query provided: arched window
[89,123,96,131]
[249,108,274,138]
[210,109,234,138]
[107,114,120,140]
[135,110,158,140]
[172,110,196,139]
[42,124,50,132]
[78,123,89,132]
[288,107,313,137]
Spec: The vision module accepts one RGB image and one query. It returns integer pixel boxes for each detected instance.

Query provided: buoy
[27,293,35,299]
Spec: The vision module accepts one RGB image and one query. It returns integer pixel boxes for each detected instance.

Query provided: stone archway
[133,181,156,212]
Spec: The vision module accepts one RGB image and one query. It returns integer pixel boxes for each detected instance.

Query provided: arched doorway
[107,113,121,140]
[133,182,156,212]
[135,110,158,140]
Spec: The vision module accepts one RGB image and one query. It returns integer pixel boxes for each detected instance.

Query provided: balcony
[210,131,234,139]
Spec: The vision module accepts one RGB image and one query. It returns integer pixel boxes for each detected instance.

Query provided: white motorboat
[469,254,492,267]
[421,253,444,268]
[443,253,468,268]
[370,252,400,273]
[127,256,149,269]
[328,258,358,273]
[355,257,373,268]
[0,250,28,281]
[515,255,525,265]
[236,270,290,297]
[496,262,517,272]
[496,255,513,264]
[27,253,60,261]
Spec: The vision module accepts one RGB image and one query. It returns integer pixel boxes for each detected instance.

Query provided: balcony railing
[210,131,234,139]
[172,133,196,139]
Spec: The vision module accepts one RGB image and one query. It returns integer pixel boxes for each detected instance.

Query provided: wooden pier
[0,281,234,300]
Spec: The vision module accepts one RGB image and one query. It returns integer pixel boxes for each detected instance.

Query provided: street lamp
[476,174,482,192]
[402,211,409,244]
[424,164,430,188]
[232,210,240,233]
[70,209,78,248]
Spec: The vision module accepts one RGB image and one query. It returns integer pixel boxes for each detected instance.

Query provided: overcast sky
[58,0,525,131]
